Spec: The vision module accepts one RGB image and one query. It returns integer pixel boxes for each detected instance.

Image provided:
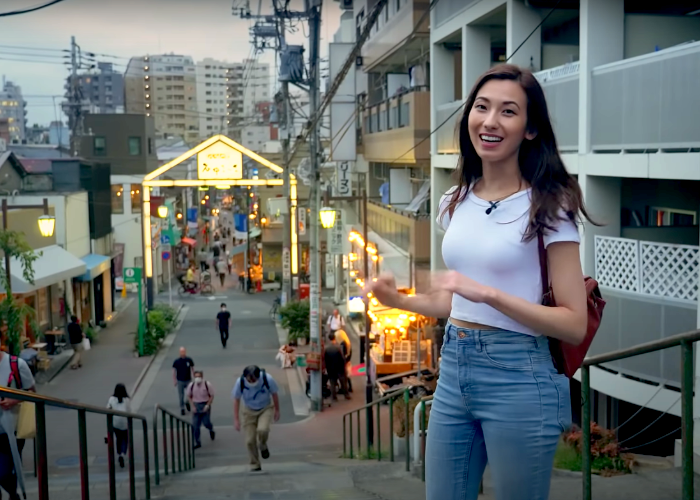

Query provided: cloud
[1,0,340,124]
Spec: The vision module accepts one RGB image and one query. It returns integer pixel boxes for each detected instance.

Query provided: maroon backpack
[538,233,606,377]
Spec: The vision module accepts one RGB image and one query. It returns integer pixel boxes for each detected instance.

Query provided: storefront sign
[123,267,142,284]
[329,209,344,255]
[197,141,243,180]
[282,247,291,280]
[298,207,307,236]
[336,162,352,196]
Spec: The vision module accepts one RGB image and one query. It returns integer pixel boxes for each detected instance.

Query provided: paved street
[7,277,699,500]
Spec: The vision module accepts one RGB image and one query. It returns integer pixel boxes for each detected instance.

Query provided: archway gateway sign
[141,134,298,292]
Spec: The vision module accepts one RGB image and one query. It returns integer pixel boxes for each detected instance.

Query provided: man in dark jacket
[67,316,84,369]
[323,333,350,401]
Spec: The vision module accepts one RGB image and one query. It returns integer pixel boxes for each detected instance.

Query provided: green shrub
[559,423,634,476]
[153,303,178,330]
[147,310,170,340]
[135,329,159,356]
[85,325,98,343]
[279,300,310,343]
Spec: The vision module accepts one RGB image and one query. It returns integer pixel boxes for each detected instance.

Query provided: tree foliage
[0,229,40,354]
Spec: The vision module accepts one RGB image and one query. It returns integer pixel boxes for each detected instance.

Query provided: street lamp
[319,207,336,229]
[37,214,56,238]
[2,198,52,296]
[157,205,168,219]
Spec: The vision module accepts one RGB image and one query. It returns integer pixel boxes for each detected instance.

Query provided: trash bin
[299,283,310,300]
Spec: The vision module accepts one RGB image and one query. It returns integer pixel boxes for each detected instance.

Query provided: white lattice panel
[640,242,700,301]
[595,236,640,292]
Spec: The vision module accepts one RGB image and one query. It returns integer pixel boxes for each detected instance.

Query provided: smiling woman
[368,64,599,500]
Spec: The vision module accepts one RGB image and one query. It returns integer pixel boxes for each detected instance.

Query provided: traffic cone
[121,286,127,298]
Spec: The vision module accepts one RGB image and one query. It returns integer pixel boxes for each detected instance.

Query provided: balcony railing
[366,200,430,262]
[362,88,430,162]
[591,40,700,151]
[535,63,580,152]
[362,0,430,71]
[594,235,699,303]
[434,100,463,154]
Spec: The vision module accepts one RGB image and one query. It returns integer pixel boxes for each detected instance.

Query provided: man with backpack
[232,365,280,471]
[0,350,36,500]
[186,370,215,449]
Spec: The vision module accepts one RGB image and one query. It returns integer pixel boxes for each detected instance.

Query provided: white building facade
[430,0,700,451]
[0,80,27,143]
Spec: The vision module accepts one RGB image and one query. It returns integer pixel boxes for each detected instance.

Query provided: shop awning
[180,237,197,247]
[76,254,111,282]
[0,245,86,294]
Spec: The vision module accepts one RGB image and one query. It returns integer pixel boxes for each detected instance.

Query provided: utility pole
[307,0,323,413]
[279,21,293,306]
[68,36,84,157]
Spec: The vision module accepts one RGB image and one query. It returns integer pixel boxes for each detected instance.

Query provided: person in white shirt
[216,258,228,287]
[107,384,131,469]
[368,64,595,500]
[326,309,345,336]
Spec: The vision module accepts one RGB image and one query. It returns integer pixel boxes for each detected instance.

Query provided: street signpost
[124,267,145,356]
[329,209,344,255]
[161,245,173,308]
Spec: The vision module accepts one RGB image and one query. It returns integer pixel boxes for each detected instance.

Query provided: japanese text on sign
[197,142,243,180]
[329,209,344,255]
[336,162,352,196]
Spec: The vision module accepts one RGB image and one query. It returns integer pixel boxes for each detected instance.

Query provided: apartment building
[0,79,27,143]
[196,58,233,139]
[124,54,199,143]
[430,0,700,457]
[64,62,125,126]
[333,0,432,291]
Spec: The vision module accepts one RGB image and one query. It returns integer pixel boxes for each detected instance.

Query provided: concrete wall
[65,193,91,258]
[0,206,57,250]
[625,14,700,59]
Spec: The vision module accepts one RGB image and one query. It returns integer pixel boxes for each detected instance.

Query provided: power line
[384,0,565,166]
[0,0,70,17]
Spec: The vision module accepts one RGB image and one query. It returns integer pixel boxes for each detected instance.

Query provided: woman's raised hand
[365,274,402,308]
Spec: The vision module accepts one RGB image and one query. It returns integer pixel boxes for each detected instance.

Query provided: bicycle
[269,296,281,322]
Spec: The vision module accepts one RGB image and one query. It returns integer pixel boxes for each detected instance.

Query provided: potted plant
[279,300,310,346]
[392,394,431,461]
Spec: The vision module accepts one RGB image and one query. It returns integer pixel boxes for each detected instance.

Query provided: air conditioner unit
[337,0,353,9]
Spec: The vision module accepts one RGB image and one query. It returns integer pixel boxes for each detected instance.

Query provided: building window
[130,185,142,213]
[111,184,124,214]
[128,137,141,155]
[93,136,106,156]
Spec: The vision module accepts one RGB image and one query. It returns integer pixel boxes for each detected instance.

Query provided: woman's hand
[433,271,491,304]
[365,274,402,308]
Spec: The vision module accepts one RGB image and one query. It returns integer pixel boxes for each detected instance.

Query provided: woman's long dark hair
[113,383,129,403]
[440,64,596,240]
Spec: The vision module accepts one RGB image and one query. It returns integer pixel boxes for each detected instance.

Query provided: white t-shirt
[107,396,131,430]
[327,314,345,331]
[438,186,580,337]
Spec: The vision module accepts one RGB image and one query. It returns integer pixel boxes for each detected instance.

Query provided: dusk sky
[0,0,341,125]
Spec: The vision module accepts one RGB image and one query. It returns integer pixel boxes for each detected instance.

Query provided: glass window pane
[130,184,142,213]
[128,137,141,156]
[111,185,124,214]
[93,136,106,156]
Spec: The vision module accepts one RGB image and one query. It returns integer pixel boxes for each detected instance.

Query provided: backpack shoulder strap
[240,376,245,392]
[262,370,269,390]
[9,355,22,390]
[205,381,211,398]
[537,231,549,296]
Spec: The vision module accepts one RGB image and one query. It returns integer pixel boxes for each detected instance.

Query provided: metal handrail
[580,328,700,500]
[153,404,196,486]
[0,385,151,500]
[342,389,410,467]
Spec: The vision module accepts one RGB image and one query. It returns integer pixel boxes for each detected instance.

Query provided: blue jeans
[425,322,571,500]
